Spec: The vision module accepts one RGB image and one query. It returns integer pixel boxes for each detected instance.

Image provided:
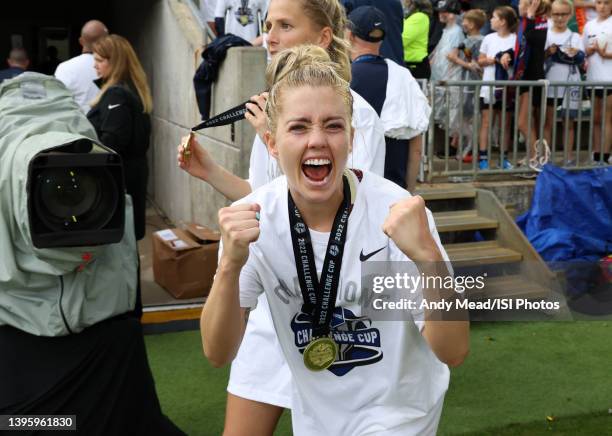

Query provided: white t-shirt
[479,32,517,102]
[583,17,612,82]
[215,0,267,41]
[545,29,585,99]
[54,53,100,113]
[202,0,217,21]
[248,89,386,190]
[230,171,450,436]
[381,59,431,140]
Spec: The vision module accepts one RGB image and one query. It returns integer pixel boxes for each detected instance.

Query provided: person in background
[215,0,267,42]
[346,6,431,192]
[543,0,586,166]
[447,8,487,162]
[202,0,219,34]
[87,34,153,241]
[430,0,464,153]
[0,48,29,84]
[55,20,109,113]
[499,0,551,171]
[575,0,599,31]
[583,0,612,165]
[402,0,433,78]
[342,0,406,65]
[477,6,517,170]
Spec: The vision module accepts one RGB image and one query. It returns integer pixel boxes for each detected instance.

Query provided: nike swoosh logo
[108,103,121,110]
[359,246,385,262]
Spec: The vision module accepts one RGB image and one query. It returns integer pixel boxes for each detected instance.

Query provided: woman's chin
[292,170,339,203]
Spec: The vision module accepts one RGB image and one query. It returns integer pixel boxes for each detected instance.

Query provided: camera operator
[0,73,183,436]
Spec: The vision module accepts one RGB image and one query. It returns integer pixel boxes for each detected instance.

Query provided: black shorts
[589,88,610,98]
[518,86,543,107]
[479,98,514,112]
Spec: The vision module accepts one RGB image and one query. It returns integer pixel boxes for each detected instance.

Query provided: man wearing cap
[346,5,431,192]
[342,0,405,65]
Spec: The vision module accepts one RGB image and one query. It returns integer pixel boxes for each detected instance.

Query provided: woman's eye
[289,125,306,132]
[281,22,292,30]
[327,123,344,131]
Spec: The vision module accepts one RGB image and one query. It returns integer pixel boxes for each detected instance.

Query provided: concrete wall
[113,0,266,229]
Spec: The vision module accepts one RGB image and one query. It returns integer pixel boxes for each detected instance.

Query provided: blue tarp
[517,164,612,262]
[517,165,612,296]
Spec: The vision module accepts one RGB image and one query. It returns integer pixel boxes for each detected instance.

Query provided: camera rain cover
[0,73,138,336]
[0,73,125,269]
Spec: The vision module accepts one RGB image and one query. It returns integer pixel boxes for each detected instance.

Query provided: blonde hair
[91,34,153,113]
[552,0,574,14]
[265,45,353,133]
[296,0,352,83]
[463,9,487,30]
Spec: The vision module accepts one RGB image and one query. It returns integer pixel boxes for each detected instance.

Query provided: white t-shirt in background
[545,29,585,99]
[54,53,100,113]
[583,16,612,82]
[479,32,517,102]
[230,171,450,436]
[202,0,217,21]
[215,0,267,41]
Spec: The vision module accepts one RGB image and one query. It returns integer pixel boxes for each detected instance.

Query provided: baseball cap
[347,6,386,43]
[435,0,462,14]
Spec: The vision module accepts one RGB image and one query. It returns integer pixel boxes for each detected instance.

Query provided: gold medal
[303,336,337,371]
[181,132,194,161]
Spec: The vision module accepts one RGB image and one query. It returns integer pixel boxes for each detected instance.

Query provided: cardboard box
[152,224,221,299]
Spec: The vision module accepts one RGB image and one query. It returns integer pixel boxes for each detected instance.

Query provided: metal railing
[423,80,612,182]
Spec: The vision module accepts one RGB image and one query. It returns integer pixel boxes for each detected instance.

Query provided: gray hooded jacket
[0,73,138,337]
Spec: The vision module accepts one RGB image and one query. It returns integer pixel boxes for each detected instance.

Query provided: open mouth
[302,158,332,183]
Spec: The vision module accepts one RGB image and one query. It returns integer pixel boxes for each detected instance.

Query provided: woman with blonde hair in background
[88,34,153,241]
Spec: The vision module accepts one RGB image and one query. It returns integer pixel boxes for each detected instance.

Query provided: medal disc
[303,337,338,371]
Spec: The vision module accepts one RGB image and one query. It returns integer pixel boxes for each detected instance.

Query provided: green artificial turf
[145,322,612,436]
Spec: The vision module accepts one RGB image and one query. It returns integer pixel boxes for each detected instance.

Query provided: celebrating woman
[198,47,469,436]
[179,1,386,434]
[88,34,153,241]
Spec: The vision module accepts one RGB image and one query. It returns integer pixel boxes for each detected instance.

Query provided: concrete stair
[417,187,554,300]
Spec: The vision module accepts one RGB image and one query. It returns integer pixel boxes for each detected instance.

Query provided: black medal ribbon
[288,176,351,338]
[191,100,250,131]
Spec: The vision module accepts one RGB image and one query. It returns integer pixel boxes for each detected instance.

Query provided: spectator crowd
[199,0,611,169]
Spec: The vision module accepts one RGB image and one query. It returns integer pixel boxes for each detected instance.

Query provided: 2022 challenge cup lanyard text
[288,176,351,357]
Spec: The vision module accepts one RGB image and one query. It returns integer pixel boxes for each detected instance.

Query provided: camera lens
[34,167,119,232]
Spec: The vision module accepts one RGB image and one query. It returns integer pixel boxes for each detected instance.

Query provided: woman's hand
[499,53,512,70]
[382,196,442,263]
[177,134,217,182]
[244,92,269,141]
[218,203,261,270]
[546,44,558,57]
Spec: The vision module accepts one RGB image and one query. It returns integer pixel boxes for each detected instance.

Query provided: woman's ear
[318,27,334,50]
[265,131,279,159]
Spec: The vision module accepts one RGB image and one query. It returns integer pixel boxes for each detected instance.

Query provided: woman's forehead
[278,86,348,119]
